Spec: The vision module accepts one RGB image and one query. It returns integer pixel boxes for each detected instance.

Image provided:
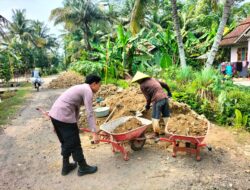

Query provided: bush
[165,68,250,131]
[104,78,129,88]
[70,60,104,76]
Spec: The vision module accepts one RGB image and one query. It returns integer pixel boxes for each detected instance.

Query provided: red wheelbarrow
[81,116,152,161]
[157,120,211,161]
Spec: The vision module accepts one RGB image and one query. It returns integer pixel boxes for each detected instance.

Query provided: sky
[0,0,64,37]
[0,0,249,37]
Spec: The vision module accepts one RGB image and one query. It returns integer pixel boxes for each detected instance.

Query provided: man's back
[32,70,40,78]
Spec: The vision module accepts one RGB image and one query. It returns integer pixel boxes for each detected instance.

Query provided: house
[220,16,250,62]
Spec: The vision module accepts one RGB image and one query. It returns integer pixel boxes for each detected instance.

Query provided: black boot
[78,160,98,176]
[61,157,77,176]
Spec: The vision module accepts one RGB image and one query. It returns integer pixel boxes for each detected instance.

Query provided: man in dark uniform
[49,74,101,176]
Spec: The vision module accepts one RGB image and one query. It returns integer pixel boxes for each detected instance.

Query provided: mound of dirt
[79,84,123,128]
[95,84,118,99]
[100,86,145,119]
[113,118,143,134]
[79,86,208,137]
[166,113,208,136]
[48,71,83,89]
[169,101,192,114]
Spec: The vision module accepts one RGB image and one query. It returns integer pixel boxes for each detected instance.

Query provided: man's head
[85,74,101,93]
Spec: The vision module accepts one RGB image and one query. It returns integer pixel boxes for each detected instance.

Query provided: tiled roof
[220,16,250,46]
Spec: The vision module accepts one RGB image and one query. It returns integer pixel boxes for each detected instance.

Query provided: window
[237,47,248,61]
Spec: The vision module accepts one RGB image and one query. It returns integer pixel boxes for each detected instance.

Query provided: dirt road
[0,78,250,190]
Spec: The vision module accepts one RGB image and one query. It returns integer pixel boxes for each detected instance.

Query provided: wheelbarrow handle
[80,128,91,133]
[80,128,108,144]
[91,139,111,144]
[36,107,50,119]
[80,128,103,134]
[155,137,173,143]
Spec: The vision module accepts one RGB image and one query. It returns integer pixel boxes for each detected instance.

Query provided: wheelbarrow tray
[160,119,211,161]
[165,119,210,144]
[100,116,152,141]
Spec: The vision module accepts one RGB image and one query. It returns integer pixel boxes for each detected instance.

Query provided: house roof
[220,16,250,46]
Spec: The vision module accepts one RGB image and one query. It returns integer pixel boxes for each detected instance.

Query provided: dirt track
[0,78,250,190]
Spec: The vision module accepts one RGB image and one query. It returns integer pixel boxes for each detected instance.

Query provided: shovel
[103,103,123,124]
[135,107,146,117]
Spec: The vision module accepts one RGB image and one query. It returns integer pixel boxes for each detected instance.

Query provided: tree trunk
[82,0,91,50]
[83,23,91,50]
[170,0,187,68]
[130,0,145,36]
[205,0,234,68]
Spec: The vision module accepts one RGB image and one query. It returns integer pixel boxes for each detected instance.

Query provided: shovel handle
[103,107,117,124]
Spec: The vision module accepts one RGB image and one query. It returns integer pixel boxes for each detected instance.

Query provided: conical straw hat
[131,71,150,83]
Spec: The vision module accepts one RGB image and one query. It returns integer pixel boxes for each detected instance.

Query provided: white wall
[230,47,238,62]
[230,43,249,62]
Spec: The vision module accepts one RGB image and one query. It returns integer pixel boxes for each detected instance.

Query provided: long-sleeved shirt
[49,84,97,132]
[140,78,171,106]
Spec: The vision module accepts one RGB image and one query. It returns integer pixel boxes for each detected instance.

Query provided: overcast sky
[0,0,64,36]
[0,0,249,37]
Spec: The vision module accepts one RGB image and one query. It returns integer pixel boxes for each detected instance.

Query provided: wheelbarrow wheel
[130,134,146,151]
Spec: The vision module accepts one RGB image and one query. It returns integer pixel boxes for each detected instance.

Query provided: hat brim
[131,72,150,83]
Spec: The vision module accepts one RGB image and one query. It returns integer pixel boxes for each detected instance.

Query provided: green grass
[103,78,129,88]
[0,83,32,126]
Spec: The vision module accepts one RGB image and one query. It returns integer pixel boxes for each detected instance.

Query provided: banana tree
[0,46,21,82]
[116,24,130,71]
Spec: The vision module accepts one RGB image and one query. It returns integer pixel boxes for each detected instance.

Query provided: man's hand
[168,92,172,98]
[145,104,150,110]
[92,132,100,144]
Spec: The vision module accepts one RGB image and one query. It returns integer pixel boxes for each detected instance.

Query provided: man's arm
[83,92,97,132]
[140,85,152,109]
[158,81,172,97]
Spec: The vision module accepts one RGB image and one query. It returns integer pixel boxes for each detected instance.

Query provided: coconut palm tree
[205,0,235,68]
[130,0,147,36]
[170,0,187,68]
[50,0,106,50]
[8,9,32,42]
[0,15,10,40]
[30,20,58,50]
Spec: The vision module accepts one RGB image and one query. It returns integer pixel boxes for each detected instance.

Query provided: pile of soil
[79,86,208,137]
[48,71,83,89]
[169,100,192,114]
[78,86,144,128]
[79,84,122,128]
[166,113,208,136]
[113,118,142,133]
[95,84,118,99]
[100,86,145,119]
[92,84,120,107]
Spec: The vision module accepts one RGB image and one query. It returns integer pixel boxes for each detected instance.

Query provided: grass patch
[0,83,32,126]
[103,78,129,88]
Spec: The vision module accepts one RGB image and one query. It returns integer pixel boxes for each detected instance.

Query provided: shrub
[70,60,104,76]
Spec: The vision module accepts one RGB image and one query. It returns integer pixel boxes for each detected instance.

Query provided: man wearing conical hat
[132,71,172,138]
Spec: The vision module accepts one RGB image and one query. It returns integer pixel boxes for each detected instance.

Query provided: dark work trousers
[51,117,84,163]
[152,98,170,119]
